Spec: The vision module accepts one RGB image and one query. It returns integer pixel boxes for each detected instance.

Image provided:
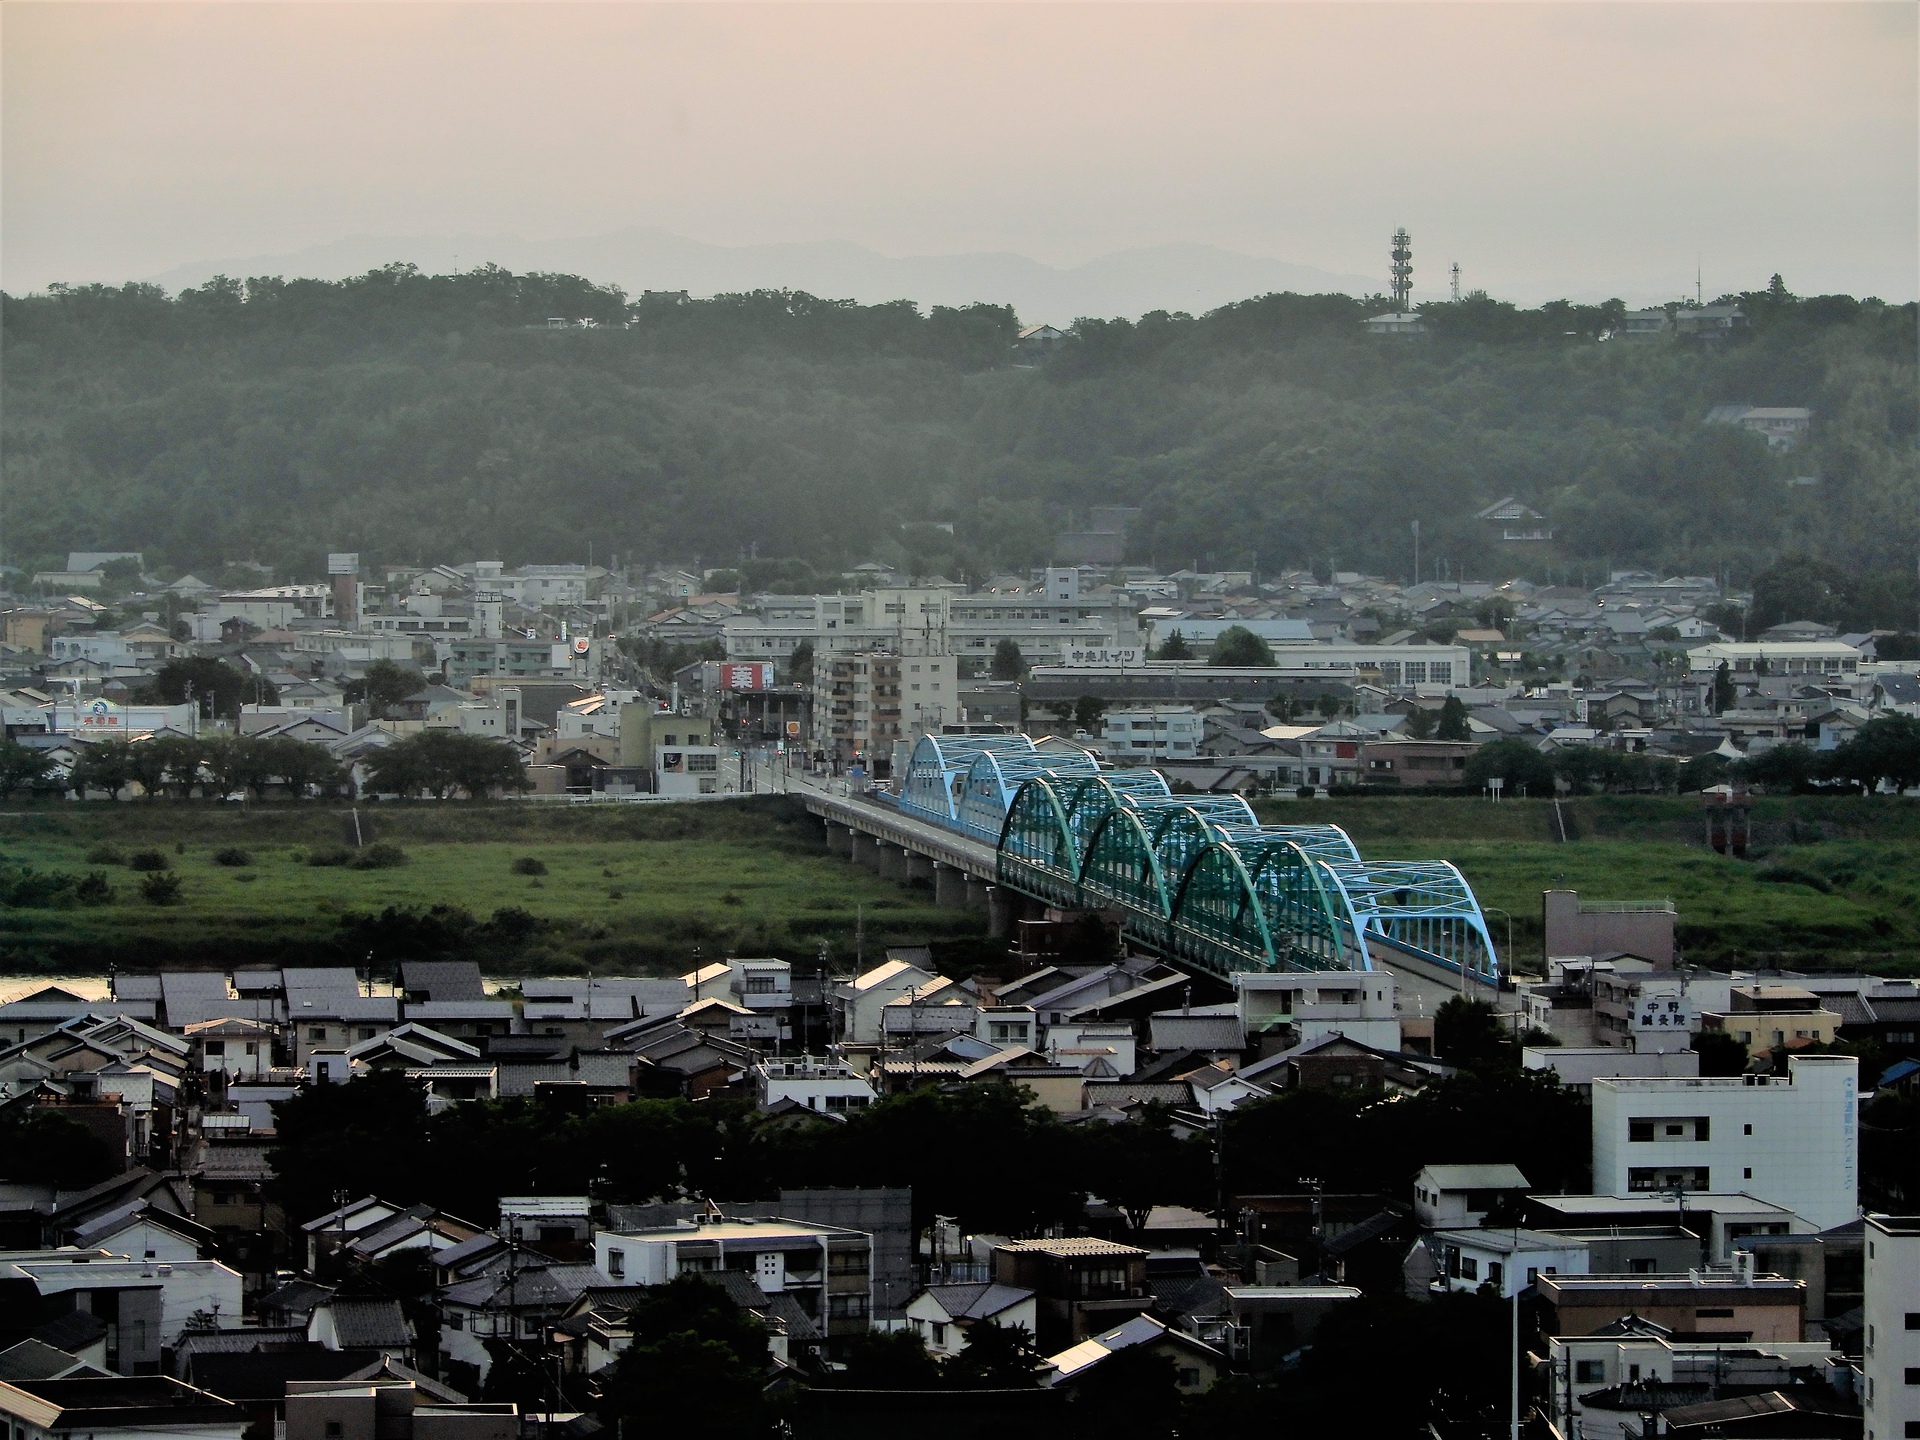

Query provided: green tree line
[3,267,1913,592]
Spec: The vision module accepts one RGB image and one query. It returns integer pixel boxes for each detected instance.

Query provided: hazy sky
[5,2,1916,304]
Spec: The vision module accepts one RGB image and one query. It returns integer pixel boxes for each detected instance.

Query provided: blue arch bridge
[791,733,1504,994]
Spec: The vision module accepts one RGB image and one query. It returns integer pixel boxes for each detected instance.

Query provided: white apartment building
[1235,971,1400,1052]
[752,1056,877,1114]
[811,652,957,764]
[1591,1055,1858,1231]
[593,1216,875,1336]
[1863,1213,1920,1440]
[1102,707,1203,760]
[725,586,1138,669]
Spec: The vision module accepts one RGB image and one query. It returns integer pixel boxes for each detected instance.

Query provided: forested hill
[2,265,1914,589]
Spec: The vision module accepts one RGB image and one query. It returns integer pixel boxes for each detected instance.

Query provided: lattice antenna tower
[1390,228,1413,311]
[1450,262,1461,303]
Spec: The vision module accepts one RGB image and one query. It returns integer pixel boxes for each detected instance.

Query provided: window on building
[607,1249,625,1278]
[204,1041,226,1056]
[327,1424,343,1438]
[932,1322,947,1346]
[1177,1367,1200,1388]
[1459,1257,1478,1280]
[746,975,777,994]
[308,1027,326,1041]
[1575,1360,1604,1384]
[1695,1308,1734,1320]
[1907,1313,1920,1330]
[687,753,718,772]
[1488,1262,1504,1290]
[1630,1258,1656,1274]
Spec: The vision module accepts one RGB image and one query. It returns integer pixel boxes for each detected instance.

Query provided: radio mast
[1450,262,1461,303]
[1390,228,1413,311]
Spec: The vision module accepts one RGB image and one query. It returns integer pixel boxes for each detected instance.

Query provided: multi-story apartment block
[810,651,955,765]
[1862,1213,1920,1440]
[1101,707,1203,760]
[594,1215,874,1338]
[724,586,1137,670]
[1591,1055,1858,1231]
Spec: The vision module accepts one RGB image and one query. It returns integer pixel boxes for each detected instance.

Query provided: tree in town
[1463,737,1555,797]
[990,638,1026,680]
[834,1329,944,1389]
[344,659,421,720]
[1433,997,1516,1074]
[597,1276,771,1440]
[785,639,814,685]
[1403,706,1438,740]
[1072,694,1108,732]
[1155,629,1192,660]
[137,656,275,722]
[1067,1346,1184,1440]
[364,730,529,799]
[943,1321,1043,1389]
[1436,695,1472,742]
[67,738,139,798]
[1207,626,1274,667]
[1712,661,1738,715]
[1740,743,1821,793]
[0,739,54,797]
[1824,715,1920,793]
[0,1108,119,1188]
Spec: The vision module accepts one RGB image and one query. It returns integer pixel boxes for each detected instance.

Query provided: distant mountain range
[143,228,1386,321]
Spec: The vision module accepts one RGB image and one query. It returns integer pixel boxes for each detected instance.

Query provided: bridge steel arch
[897,734,1502,984]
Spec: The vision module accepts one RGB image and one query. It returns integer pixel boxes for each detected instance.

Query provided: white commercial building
[1591,1054,1858,1231]
[1863,1213,1920,1440]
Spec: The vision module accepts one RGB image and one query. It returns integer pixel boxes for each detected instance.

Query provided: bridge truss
[897,733,1498,984]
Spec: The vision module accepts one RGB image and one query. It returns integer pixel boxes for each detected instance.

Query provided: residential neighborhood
[3,551,1915,800]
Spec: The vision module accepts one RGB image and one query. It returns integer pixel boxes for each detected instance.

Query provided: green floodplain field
[2,793,1918,978]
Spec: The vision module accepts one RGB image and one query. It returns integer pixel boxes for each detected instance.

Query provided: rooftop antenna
[1449,262,1461,303]
[1390,228,1413,312]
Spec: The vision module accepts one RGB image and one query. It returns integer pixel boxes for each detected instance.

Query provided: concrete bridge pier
[823,821,850,856]
[849,832,880,869]
[906,852,936,885]
[963,874,989,913]
[985,884,1014,939]
[877,844,911,882]
[932,862,969,909]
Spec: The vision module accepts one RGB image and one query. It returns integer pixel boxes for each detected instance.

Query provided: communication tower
[1390,228,1413,311]
[1450,262,1461,303]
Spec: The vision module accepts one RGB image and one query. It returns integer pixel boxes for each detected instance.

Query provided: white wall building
[1863,1213,1920,1440]
[833,958,938,1045]
[1426,1228,1590,1298]
[752,1057,877,1114]
[1591,1055,1858,1231]
[1235,971,1400,1052]
[1101,707,1203,761]
[1546,1334,1842,1440]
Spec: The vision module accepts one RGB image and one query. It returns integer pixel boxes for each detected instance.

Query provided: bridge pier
[963,875,989,913]
[877,844,910,882]
[849,832,880,870]
[985,884,1014,939]
[906,852,936,885]
[823,821,850,856]
[932,862,969,909]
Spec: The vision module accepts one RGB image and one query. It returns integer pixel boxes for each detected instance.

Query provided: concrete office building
[1863,1213,1920,1440]
[1591,1055,1858,1231]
